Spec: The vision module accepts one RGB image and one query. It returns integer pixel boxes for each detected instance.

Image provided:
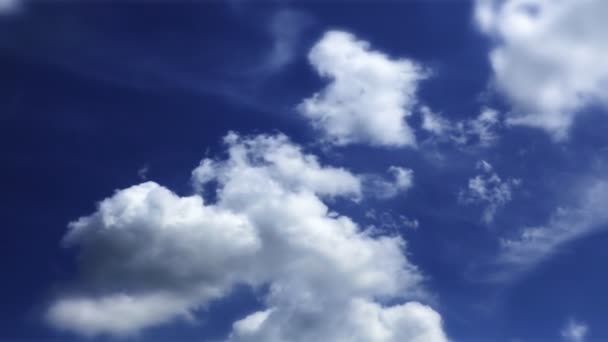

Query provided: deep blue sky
[2,1,608,341]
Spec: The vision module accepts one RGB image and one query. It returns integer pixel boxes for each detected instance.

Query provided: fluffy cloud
[475,0,608,138]
[420,106,501,148]
[298,31,427,147]
[229,299,446,342]
[47,132,447,341]
[459,160,520,223]
[561,319,589,342]
[498,179,608,274]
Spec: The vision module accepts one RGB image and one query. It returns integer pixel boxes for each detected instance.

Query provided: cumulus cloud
[420,106,501,148]
[561,319,589,342]
[497,179,608,275]
[298,30,427,147]
[459,160,520,223]
[47,132,447,341]
[475,0,608,138]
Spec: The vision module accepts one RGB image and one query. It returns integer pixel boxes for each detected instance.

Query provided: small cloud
[420,106,501,148]
[262,9,312,72]
[137,164,149,181]
[364,166,414,200]
[561,319,588,342]
[459,160,520,223]
[365,209,419,234]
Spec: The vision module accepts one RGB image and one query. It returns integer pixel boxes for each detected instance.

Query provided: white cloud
[47,293,194,338]
[363,166,414,200]
[299,30,427,147]
[498,179,608,274]
[475,0,608,139]
[561,319,589,342]
[47,132,447,341]
[421,106,501,148]
[459,160,520,223]
[229,298,446,342]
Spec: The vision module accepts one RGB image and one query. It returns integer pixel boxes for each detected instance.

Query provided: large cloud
[475,0,608,138]
[47,132,448,341]
[298,31,427,147]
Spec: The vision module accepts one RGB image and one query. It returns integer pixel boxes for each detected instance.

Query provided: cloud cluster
[420,106,501,148]
[299,31,427,147]
[475,0,608,138]
[47,132,447,341]
[459,160,520,223]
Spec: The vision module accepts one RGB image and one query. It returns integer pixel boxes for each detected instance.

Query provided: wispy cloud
[459,160,520,224]
[561,318,589,342]
[484,177,608,281]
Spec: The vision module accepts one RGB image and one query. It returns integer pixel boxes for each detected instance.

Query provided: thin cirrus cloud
[494,178,608,280]
[298,30,428,147]
[475,0,608,139]
[47,132,448,342]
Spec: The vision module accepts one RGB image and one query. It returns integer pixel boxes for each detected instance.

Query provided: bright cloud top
[475,0,608,138]
[299,30,427,147]
[47,132,448,342]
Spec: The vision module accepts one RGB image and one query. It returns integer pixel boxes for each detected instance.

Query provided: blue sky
[1,1,608,341]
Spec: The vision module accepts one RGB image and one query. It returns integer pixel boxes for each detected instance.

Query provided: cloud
[365,209,419,233]
[261,9,312,72]
[363,166,414,200]
[47,132,447,341]
[561,319,589,342]
[137,164,149,181]
[497,179,608,276]
[298,31,427,147]
[420,106,501,148]
[459,160,520,223]
[475,0,608,139]
[0,0,21,15]
[229,299,446,342]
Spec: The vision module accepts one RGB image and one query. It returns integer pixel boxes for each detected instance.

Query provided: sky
[1,0,608,341]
